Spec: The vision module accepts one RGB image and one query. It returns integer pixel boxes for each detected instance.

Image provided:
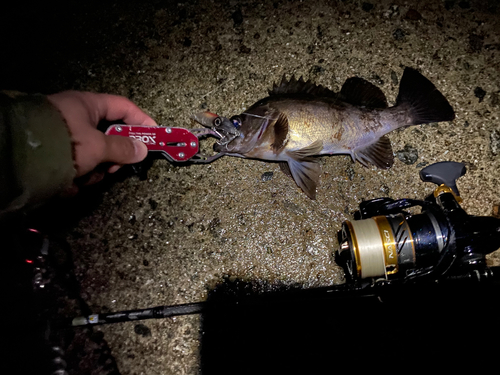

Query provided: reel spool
[338,211,446,280]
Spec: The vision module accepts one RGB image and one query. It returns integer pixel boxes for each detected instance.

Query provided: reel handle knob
[419,161,466,196]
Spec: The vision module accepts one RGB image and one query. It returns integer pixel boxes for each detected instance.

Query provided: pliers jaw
[191,111,240,147]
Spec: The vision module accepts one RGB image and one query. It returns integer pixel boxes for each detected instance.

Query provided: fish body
[196,67,455,199]
[233,96,410,160]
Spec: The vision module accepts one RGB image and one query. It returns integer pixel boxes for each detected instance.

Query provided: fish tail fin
[396,67,455,125]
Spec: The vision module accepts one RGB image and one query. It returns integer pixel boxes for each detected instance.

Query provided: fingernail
[133,139,148,160]
[108,164,122,173]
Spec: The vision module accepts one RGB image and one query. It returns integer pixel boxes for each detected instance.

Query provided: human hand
[47,91,157,186]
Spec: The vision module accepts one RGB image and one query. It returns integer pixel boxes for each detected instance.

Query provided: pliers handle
[105,125,223,163]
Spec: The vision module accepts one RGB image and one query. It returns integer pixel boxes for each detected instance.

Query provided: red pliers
[105,124,223,163]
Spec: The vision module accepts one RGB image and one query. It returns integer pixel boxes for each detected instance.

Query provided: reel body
[337,162,500,283]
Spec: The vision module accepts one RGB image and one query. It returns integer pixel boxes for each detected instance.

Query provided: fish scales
[270,98,393,154]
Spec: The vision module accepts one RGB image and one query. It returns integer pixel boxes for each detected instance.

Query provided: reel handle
[419,161,466,196]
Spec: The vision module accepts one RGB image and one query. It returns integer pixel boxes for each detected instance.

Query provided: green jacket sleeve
[0,91,75,217]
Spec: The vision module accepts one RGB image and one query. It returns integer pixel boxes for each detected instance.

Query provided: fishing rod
[66,162,500,327]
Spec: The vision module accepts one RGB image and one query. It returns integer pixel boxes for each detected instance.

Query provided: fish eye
[230,116,242,128]
[213,117,222,127]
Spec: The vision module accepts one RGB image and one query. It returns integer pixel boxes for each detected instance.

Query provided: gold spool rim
[344,220,361,278]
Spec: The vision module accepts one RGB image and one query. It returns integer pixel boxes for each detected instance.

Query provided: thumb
[103,134,148,165]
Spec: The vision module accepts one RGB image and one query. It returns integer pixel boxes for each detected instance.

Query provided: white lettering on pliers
[130,135,156,145]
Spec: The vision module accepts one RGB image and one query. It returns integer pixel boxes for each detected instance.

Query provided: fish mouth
[191,111,219,128]
[191,111,240,147]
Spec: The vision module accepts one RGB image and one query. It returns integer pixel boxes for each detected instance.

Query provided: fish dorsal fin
[354,135,394,169]
[340,77,388,108]
[269,75,338,98]
[271,112,289,152]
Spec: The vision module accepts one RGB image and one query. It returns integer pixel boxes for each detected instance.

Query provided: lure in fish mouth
[192,67,455,199]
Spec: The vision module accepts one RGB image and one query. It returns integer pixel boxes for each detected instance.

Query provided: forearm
[0,91,75,216]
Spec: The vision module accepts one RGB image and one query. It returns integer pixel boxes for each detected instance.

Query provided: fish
[193,67,455,199]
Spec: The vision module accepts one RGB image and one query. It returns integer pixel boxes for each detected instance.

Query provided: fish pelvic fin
[396,67,455,125]
[286,157,321,200]
[285,140,323,199]
[279,162,293,178]
[354,135,394,169]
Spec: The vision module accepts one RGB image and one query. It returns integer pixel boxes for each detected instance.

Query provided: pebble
[345,167,355,181]
[490,129,500,156]
[405,9,422,21]
[474,87,486,103]
[390,70,398,85]
[134,324,152,337]
[393,28,405,41]
[232,8,243,27]
[396,144,419,165]
[261,172,274,181]
[361,2,374,12]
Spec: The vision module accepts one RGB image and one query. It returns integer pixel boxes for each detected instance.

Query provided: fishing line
[242,113,278,120]
[349,219,386,278]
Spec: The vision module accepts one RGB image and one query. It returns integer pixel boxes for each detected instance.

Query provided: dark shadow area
[4,229,500,375]
[2,222,120,375]
[200,276,500,374]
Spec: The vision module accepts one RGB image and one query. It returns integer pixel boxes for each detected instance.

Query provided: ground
[2,0,499,374]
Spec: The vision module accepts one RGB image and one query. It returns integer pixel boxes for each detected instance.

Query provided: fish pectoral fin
[286,157,321,200]
[287,139,323,159]
[354,136,394,169]
[340,77,388,109]
[271,112,289,153]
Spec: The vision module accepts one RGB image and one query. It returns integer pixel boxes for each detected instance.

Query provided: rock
[390,70,398,85]
[444,1,454,10]
[458,1,471,9]
[148,198,158,210]
[283,200,305,215]
[362,2,374,12]
[309,65,325,76]
[239,44,251,54]
[345,167,355,181]
[261,171,274,181]
[405,9,422,20]
[491,92,499,107]
[232,8,243,27]
[491,129,500,156]
[396,144,418,165]
[134,324,151,337]
[474,87,486,102]
[469,34,484,53]
[393,28,405,41]
[493,204,500,218]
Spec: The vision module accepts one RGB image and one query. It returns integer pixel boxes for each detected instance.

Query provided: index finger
[91,93,158,126]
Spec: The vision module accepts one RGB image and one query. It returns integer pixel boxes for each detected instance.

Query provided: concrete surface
[2,0,500,374]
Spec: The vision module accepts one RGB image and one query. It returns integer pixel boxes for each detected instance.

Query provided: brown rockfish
[193,67,455,199]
